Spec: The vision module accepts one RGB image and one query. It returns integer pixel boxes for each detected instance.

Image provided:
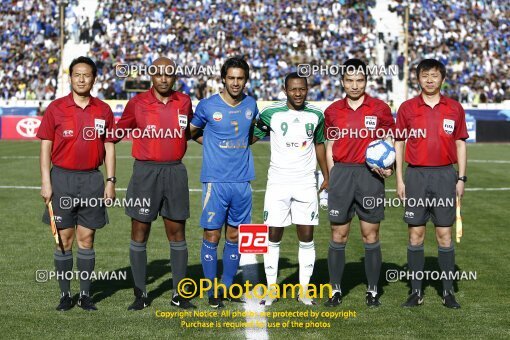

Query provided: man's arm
[104,142,116,200]
[395,140,405,200]
[316,142,329,191]
[40,140,53,204]
[190,124,203,144]
[456,140,467,199]
[326,140,334,174]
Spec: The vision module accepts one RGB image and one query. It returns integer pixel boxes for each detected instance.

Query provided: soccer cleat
[260,297,279,306]
[324,291,343,307]
[442,291,461,309]
[401,291,424,307]
[56,292,73,311]
[297,297,317,306]
[128,287,149,311]
[171,293,196,309]
[208,296,225,309]
[366,291,382,307]
[77,294,97,311]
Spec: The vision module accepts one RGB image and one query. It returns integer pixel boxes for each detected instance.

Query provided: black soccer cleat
[208,296,225,309]
[56,292,73,311]
[401,291,424,307]
[171,293,196,309]
[442,291,461,309]
[128,287,149,311]
[324,291,343,307]
[366,291,382,307]
[77,294,97,311]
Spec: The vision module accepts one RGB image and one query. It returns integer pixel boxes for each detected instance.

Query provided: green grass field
[0,141,509,339]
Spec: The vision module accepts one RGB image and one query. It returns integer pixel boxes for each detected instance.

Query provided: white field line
[1,186,509,192]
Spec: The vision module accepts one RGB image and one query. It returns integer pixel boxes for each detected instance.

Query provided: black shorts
[404,165,456,226]
[42,166,108,229]
[328,163,385,224]
[125,160,190,223]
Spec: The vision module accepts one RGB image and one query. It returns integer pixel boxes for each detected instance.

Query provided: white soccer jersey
[254,101,326,185]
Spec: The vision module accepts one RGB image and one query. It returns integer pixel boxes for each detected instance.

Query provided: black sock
[130,240,147,294]
[54,250,73,295]
[438,243,455,295]
[407,243,425,294]
[328,241,346,293]
[364,241,382,293]
[170,240,188,293]
[77,248,95,296]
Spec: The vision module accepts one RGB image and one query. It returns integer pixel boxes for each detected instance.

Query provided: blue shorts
[200,182,252,229]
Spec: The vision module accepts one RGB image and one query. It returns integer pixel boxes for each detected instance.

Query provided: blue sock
[201,239,218,297]
[222,240,240,289]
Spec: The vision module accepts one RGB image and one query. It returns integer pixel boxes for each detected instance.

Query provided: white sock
[299,241,315,292]
[264,241,280,287]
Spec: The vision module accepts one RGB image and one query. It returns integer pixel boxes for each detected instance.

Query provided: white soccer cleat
[297,296,317,306]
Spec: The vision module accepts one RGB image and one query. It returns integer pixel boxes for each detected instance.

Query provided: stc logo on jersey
[238,224,268,254]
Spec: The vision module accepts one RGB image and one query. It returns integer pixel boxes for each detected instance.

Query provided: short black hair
[416,59,446,80]
[221,57,250,81]
[342,58,367,80]
[69,56,97,78]
[284,72,307,88]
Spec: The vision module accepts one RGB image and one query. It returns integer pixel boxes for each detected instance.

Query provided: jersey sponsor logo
[213,112,223,121]
[178,114,188,129]
[239,224,268,254]
[443,119,455,134]
[245,108,253,120]
[16,117,41,138]
[365,116,377,130]
[94,119,106,134]
[63,129,74,138]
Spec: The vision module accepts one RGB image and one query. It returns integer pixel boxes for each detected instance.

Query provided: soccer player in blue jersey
[190,57,258,308]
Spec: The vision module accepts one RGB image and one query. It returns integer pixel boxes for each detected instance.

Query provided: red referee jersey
[396,94,468,166]
[324,94,395,163]
[116,88,193,162]
[36,93,115,171]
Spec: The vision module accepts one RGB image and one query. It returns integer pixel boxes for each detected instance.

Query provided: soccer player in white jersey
[252,72,329,305]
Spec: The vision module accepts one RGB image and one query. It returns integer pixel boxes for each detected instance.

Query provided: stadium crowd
[389,0,510,103]
[1,0,508,103]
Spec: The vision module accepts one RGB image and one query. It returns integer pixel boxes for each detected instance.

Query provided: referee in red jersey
[116,57,195,310]
[38,57,116,311]
[395,59,468,309]
[324,59,395,308]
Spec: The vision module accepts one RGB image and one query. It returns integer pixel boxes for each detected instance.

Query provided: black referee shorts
[328,163,385,224]
[404,165,457,227]
[42,166,108,229]
[125,160,190,223]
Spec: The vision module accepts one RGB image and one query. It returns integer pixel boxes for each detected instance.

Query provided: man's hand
[456,180,465,200]
[319,178,329,192]
[396,179,405,200]
[104,181,116,204]
[371,167,393,178]
[41,181,52,205]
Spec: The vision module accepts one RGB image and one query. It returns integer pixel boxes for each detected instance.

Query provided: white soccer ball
[365,140,396,169]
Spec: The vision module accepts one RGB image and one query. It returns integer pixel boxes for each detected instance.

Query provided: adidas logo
[293,118,300,123]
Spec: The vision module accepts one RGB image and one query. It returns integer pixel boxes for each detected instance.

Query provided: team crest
[178,114,188,129]
[305,123,314,137]
[213,112,223,121]
[245,109,253,120]
[364,116,377,130]
[443,119,455,134]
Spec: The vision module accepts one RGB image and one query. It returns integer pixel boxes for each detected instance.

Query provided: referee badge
[94,118,106,135]
[443,119,455,134]
[364,116,377,130]
[178,114,188,129]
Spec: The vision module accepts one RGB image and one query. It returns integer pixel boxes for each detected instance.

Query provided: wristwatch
[106,176,117,184]
[457,176,467,183]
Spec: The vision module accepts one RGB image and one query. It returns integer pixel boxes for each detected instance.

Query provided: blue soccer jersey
[191,93,258,183]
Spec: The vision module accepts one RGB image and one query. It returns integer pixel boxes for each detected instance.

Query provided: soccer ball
[365,140,396,169]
